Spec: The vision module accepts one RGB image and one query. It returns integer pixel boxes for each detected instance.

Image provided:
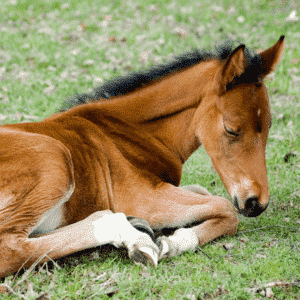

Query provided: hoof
[156,236,172,259]
[127,216,155,241]
[129,245,158,267]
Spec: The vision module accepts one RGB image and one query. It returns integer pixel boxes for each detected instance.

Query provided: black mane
[59,42,262,112]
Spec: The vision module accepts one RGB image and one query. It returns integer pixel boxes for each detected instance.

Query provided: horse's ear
[259,35,285,76]
[216,45,246,95]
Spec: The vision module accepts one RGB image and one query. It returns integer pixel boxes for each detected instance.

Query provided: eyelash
[224,125,239,137]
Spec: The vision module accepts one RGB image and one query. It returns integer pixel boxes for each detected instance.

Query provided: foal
[0,36,284,277]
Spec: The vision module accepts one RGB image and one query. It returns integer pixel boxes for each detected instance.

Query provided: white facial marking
[257,109,261,117]
[229,178,255,210]
[242,178,254,190]
[229,178,253,198]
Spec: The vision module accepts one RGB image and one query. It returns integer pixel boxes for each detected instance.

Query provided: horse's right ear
[259,35,285,76]
[215,44,246,95]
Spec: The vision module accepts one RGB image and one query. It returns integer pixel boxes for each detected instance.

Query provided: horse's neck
[99,60,218,163]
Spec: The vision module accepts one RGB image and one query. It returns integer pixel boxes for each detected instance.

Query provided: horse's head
[196,36,285,217]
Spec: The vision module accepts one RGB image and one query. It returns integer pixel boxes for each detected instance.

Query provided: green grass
[1,0,300,299]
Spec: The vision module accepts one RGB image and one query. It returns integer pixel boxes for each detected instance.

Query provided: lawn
[0,0,300,299]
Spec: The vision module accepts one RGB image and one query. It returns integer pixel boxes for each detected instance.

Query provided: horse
[0,36,284,277]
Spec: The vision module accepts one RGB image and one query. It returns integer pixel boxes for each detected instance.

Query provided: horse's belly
[30,184,74,236]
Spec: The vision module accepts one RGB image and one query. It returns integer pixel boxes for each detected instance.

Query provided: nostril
[245,196,259,210]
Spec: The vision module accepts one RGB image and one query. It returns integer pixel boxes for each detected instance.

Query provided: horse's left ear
[260,35,285,76]
[215,44,247,95]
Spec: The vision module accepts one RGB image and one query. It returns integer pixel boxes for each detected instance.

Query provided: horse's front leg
[127,183,239,260]
[180,184,212,196]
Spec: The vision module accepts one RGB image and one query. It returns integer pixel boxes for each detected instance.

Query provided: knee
[225,204,239,236]
[227,211,239,235]
[216,196,239,234]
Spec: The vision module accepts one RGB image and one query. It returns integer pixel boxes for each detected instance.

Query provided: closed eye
[224,124,239,137]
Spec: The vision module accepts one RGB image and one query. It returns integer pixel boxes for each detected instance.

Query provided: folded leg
[118,183,239,260]
[0,130,158,278]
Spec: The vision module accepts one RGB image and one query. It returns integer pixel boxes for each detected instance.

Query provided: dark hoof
[129,246,157,267]
[127,216,155,241]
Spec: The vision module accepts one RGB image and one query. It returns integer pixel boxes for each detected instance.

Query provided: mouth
[233,196,268,217]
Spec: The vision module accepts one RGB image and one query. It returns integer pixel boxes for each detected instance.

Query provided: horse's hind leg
[0,130,76,277]
[0,130,158,277]
[1,210,159,277]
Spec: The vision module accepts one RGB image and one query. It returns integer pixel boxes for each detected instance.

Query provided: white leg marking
[92,213,159,266]
[92,213,129,247]
[158,228,199,259]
